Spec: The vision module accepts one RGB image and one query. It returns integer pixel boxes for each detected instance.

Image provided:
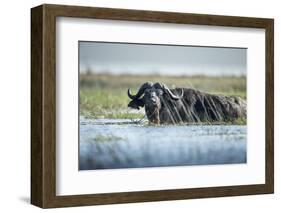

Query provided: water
[79,117,247,170]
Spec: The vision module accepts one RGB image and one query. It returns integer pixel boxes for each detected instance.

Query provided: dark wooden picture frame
[31,4,274,208]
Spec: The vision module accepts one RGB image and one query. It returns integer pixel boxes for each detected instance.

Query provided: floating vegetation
[93,134,124,143]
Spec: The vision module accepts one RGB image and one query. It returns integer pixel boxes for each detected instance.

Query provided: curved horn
[159,83,183,100]
[127,82,153,99]
[127,88,136,99]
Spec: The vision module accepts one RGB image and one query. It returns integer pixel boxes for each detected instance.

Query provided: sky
[79,41,247,76]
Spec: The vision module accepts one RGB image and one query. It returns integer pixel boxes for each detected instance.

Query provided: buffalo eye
[156,89,163,96]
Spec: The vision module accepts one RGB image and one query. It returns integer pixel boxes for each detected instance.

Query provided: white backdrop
[0,0,279,212]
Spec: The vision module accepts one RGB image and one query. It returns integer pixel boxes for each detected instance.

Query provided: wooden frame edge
[45,184,271,208]
[31,5,44,208]
[265,19,274,194]
[31,4,274,208]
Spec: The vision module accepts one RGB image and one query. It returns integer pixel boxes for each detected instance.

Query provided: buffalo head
[127,82,183,124]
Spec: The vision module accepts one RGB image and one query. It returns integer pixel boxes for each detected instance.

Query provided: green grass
[93,134,124,143]
[80,73,246,121]
[231,118,247,125]
[80,88,143,119]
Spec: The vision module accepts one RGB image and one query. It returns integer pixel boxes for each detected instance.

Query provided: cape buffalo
[127,82,246,124]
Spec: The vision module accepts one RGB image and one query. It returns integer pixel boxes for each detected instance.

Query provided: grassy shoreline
[80,73,246,124]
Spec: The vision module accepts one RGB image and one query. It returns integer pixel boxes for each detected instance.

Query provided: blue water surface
[79,117,247,170]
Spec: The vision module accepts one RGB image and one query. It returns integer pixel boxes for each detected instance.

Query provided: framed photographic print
[31,4,274,208]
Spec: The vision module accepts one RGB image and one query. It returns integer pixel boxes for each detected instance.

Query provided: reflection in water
[79,117,246,170]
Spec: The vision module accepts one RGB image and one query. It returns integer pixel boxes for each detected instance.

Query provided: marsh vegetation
[80,73,246,122]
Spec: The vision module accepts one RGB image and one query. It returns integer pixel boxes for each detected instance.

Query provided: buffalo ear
[128,99,144,110]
